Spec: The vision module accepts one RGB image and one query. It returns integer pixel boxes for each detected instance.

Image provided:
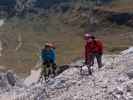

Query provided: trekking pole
[40,82,50,98]
[35,79,50,98]
[37,71,50,98]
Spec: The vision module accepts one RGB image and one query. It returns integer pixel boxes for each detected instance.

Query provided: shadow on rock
[55,65,70,76]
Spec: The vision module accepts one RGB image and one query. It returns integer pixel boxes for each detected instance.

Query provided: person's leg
[87,54,94,75]
[41,62,48,80]
[47,62,51,78]
[96,53,103,68]
[90,54,95,66]
[52,63,57,76]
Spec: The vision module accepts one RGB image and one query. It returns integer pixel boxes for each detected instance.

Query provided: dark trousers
[90,53,103,68]
[41,60,56,79]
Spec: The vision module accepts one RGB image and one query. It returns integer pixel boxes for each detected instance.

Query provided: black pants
[41,61,56,78]
[90,53,103,68]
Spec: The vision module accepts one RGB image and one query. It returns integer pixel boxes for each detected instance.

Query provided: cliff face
[0,0,96,16]
[0,0,16,7]
[34,0,71,9]
[0,0,72,13]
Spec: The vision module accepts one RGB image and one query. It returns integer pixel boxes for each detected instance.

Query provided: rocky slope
[0,47,133,100]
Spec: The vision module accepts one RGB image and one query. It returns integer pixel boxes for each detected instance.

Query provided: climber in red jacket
[84,33,103,69]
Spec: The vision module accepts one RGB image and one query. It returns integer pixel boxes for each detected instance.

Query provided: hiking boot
[98,64,104,69]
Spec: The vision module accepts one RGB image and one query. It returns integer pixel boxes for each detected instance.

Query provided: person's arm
[98,40,103,54]
[51,49,56,63]
[41,50,44,60]
[100,41,103,54]
[41,49,46,61]
[85,45,88,64]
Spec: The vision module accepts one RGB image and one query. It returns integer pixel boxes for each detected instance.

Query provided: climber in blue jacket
[41,43,56,79]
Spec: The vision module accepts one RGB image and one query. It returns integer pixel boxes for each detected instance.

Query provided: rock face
[34,0,70,9]
[0,0,16,8]
[0,0,93,16]
[1,47,133,100]
[0,0,71,14]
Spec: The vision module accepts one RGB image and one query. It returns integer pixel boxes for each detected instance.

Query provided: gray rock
[126,70,133,79]
[49,78,66,89]
[56,65,69,76]
[6,70,16,86]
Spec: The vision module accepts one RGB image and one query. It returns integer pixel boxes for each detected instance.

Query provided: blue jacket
[41,48,56,63]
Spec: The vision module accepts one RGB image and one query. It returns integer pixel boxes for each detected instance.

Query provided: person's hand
[99,52,103,55]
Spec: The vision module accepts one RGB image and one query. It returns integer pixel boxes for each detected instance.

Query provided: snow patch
[121,47,133,55]
[0,19,4,27]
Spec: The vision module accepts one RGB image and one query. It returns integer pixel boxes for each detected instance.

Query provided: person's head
[84,33,96,42]
[44,43,53,51]
[84,33,92,41]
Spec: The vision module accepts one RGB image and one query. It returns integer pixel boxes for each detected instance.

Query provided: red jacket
[92,39,103,54]
[85,39,103,63]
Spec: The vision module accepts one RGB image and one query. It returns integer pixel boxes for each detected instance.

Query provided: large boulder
[6,70,16,86]
[126,70,133,79]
